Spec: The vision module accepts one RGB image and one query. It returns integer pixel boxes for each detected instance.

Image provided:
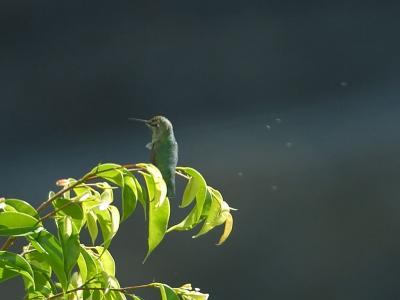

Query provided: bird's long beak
[128,117,149,124]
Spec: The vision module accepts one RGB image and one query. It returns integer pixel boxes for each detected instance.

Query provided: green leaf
[53,198,84,229]
[103,275,126,299]
[199,189,213,218]
[108,291,127,300]
[4,199,38,218]
[24,271,53,299]
[141,172,155,202]
[109,206,120,239]
[91,163,124,186]
[167,205,200,233]
[87,210,99,245]
[100,189,114,209]
[159,284,180,300]
[73,183,92,198]
[57,216,80,279]
[177,167,207,221]
[96,205,120,250]
[68,272,84,297]
[0,211,40,236]
[180,177,198,207]
[77,246,101,287]
[24,251,54,297]
[24,251,51,276]
[216,212,233,246]
[121,175,138,222]
[133,176,146,220]
[94,246,115,276]
[96,209,112,250]
[28,230,68,289]
[143,196,170,263]
[174,284,209,300]
[0,251,35,289]
[167,187,212,232]
[193,188,228,238]
[138,163,167,207]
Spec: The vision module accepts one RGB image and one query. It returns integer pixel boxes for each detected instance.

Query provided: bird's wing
[150,145,156,165]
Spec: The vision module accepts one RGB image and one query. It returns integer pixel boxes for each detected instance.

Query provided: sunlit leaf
[77,246,100,286]
[24,251,51,276]
[0,251,35,289]
[193,188,228,239]
[167,205,199,233]
[57,216,80,279]
[73,182,92,198]
[174,284,209,300]
[102,275,126,300]
[216,212,233,245]
[99,189,114,210]
[159,284,180,300]
[108,290,127,300]
[140,171,155,202]
[121,175,138,222]
[95,246,115,277]
[91,163,124,186]
[177,168,206,210]
[28,230,68,289]
[53,198,84,229]
[133,176,146,220]
[24,270,53,299]
[167,188,212,233]
[180,177,197,207]
[138,163,167,207]
[87,210,98,245]
[96,205,120,250]
[109,206,120,239]
[3,199,38,218]
[0,211,40,236]
[143,196,170,263]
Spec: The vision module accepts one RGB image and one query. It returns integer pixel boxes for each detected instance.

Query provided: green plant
[0,163,234,299]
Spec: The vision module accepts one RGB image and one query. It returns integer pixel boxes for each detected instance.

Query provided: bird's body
[130,116,178,197]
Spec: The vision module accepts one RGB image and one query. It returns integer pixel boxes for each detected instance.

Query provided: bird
[129,116,178,197]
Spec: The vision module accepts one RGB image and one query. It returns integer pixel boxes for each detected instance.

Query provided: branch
[37,200,76,223]
[46,282,157,300]
[1,173,92,251]
[176,170,190,180]
[37,173,93,213]
[1,164,190,251]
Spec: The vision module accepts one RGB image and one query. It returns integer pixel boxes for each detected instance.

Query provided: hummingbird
[129,116,178,197]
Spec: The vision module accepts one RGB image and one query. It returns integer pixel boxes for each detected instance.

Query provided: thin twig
[1,173,92,251]
[1,164,190,251]
[176,170,190,180]
[0,238,15,251]
[46,282,157,299]
[37,173,92,213]
[37,200,76,223]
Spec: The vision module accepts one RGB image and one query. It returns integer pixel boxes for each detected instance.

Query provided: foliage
[0,163,235,299]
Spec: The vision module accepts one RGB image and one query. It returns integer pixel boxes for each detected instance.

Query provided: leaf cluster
[0,163,234,300]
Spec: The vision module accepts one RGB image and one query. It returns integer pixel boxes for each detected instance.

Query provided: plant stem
[46,282,157,299]
[176,170,190,180]
[37,200,76,223]
[37,173,92,213]
[0,173,92,251]
[1,164,189,251]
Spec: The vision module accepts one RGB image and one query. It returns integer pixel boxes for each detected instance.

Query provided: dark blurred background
[1,1,400,299]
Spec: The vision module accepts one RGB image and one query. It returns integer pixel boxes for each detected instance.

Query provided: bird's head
[146,116,173,139]
[129,115,174,141]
